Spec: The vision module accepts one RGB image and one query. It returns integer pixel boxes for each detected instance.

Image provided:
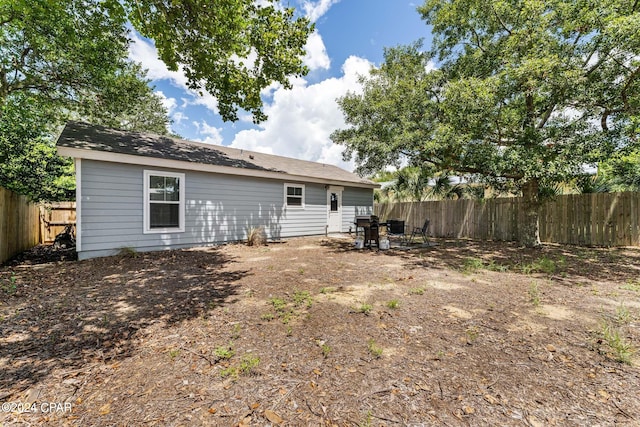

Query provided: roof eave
[57,146,380,189]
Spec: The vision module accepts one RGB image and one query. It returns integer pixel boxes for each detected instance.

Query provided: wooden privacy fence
[40,202,76,244]
[0,187,41,264]
[375,192,640,247]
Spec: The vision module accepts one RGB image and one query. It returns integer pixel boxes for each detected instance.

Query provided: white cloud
[128,33,188,86]
[230,55,373,172]
[128,32,219,114]
[304,31,331,71]
[172,111,188,126]
[193,120,224,145]
[155,90,177,114]
[302,0,341,22]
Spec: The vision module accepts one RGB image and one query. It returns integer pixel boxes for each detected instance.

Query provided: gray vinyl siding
[79,160,369,259]
[341,187,374,232]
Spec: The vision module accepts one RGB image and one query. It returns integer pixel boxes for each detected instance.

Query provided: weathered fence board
[375,192,640,247]
[0,187,41,264]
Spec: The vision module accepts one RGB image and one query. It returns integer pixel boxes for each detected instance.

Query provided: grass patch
[270,297,287,313]
[621,280,640,292]
[485,260,509,272]
[465,326,479,344]
[386,299,400,309]
[2,273,17,295]
[528,282,541,307]
[266,292,313,326]
[521,256,565,275]
[358,303,373,315]
[319,286,337,294]
[599,321,635,365]
[615,304,632,325]
[118,246,139,258]
[231,323,242,340]
[462,257,484,273]
[409,287,425,295]
[321,343,331,358]
[213,344,235,360]
[367,339,383,358]
[292,290,313,308]
[358,410,373,427]
[260,312,275,321]
[220,354,260,378]
[462,257,509,273]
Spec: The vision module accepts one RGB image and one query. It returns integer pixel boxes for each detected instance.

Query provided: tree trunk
[520,179,541,247]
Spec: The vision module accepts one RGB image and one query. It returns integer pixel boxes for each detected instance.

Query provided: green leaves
[335,0,640,185]
[124,0,312,122]
[0,0,129,106]
[0,94,73,201]
[0,0,173,201]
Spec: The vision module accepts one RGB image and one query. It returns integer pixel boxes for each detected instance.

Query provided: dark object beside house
[355,215,380,248]
[53,224,76,249]
[385,219,407,245]
[387,219,405,235]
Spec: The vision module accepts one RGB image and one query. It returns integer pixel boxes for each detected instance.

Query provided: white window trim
[143,170,186,234]
[284,183,305,209]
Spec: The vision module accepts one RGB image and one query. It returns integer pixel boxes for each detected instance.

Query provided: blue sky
[128,1,432,172]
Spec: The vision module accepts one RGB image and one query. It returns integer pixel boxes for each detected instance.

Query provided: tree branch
[537,102,556,129]
[0,9,16,27]
[621,65,640,108]
[491,5,512,36]
[470,27,486,52]
[601,109,609,131]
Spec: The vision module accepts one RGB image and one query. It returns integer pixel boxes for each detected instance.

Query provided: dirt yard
[1,236,639,426]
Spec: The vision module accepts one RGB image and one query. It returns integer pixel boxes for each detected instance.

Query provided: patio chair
[408,219,430,244]
[385,219,407,245]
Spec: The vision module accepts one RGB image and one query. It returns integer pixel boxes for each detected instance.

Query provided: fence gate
[40,202,76,244]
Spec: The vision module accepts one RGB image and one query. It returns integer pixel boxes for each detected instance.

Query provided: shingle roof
[56,122,377,188]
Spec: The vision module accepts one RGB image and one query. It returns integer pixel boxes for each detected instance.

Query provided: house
[56,122,378,260]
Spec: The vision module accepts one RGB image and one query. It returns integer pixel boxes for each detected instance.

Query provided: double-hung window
[144,170,185,233]
[284,183,304,208]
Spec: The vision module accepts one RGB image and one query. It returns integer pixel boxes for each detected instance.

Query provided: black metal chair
[408,219,430,244]
[385,219,407,245]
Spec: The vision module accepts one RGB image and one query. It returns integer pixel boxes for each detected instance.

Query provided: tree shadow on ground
[0,247,247,393]
[320,237,640,284]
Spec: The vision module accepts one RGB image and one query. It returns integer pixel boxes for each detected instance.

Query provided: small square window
[284,184,304,208]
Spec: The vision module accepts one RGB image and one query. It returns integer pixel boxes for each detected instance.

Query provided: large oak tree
[332,0,640,246]
[1,0,312,200]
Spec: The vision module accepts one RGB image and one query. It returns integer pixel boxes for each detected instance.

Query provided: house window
[330,192,338,212]
[284,183,304,208]
[144,170,185,233]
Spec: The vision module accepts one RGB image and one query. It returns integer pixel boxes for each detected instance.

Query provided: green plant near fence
[376,192,640,247]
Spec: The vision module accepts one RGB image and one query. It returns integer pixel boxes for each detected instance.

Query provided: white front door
[327,187,343,233]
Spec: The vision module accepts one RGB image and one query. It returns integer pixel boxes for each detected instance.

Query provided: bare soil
[1,236,639,426]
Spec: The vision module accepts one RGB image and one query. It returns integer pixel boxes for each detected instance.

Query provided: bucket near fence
[379,237,390,250]
[354,236,364,249]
